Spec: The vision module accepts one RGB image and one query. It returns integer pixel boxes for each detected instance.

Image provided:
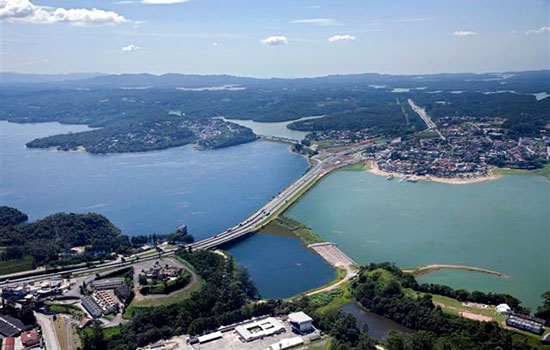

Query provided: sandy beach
[366,161,500,184]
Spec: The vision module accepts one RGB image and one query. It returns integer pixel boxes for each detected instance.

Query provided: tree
[82,321,106,350]
[535,291,550,323]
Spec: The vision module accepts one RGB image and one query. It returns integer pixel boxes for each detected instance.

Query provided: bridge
[188,148,362,250]
[0,148,363,286]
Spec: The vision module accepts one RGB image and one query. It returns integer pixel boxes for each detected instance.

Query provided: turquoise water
[0,121,334,298]
[288,171,550,309]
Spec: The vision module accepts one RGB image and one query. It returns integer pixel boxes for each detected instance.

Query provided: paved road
[35,312,60,350]
[408,98,445,140]
[189,148,359,250]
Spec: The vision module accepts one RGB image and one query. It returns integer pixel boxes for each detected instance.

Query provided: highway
[408,98,446,140]
[189,148,360,250]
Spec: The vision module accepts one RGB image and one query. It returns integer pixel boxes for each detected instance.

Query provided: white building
[235,317,285,342]
[269,336,304,350]
[288,312,314,333]
[496,304,512,315]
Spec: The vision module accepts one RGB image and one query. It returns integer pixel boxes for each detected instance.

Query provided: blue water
[0,121,309,239]
[228,234,334,298]
[0,121,336,298]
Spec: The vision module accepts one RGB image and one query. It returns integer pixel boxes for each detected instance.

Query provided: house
[21,329,40,348]
[288,312,314,334]
[1,337,15,350]
[496,303,511,315]
[505,314,544,335]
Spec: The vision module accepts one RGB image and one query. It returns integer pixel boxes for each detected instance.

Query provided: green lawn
[261,215,324,246]
[0,255,33,275]
[340,162,369,171]
[493,163,550,180]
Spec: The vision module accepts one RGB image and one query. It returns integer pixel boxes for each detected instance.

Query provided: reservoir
[0,121,333,298]
[288,170,549,309]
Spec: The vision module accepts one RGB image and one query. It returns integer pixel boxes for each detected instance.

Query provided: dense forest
[0,206,28,226]
[0,207,131,267]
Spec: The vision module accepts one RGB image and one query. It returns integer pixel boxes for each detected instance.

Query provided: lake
[288,170,549,309]
[219,116,323,141]
[0,121,334,298]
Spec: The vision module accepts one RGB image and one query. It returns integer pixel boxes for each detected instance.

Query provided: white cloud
[260,35,288,46]
[122,44,140,52]
[0,0,129,25]
[141,0,190,4]
[328,34,356,42]
[292,18,334,25]
[453,30,476,36]
[526,26,550,35]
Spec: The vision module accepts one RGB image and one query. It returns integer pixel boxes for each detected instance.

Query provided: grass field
[340,162,370,171]
[123,267,204,318]
[47,304,86,320]
[261,215,324,246]
[0,255,33,275]
[493,163,550,180]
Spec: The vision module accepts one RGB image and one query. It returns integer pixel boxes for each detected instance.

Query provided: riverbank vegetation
[261,215,324,246]
[493,163,550,180]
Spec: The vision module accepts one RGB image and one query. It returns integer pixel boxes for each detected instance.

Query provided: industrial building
[505,314,544,335]
[288,312,314,334]
[235,317,285,342]
[0,315,25,338]
[91,278,124,291]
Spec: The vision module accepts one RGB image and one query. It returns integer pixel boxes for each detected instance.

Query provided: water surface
[220,116,322,141]
[0,121,337,298]
[340,303,411,341]
[1,121,309,239]
[227,233,334,299]
[289,171,550,309]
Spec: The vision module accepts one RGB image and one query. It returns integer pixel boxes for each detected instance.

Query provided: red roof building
[21,329,40,347]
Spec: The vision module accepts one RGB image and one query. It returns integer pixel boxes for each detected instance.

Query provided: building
[91,278,124,291]
[91,291,118,314]
[505,314,544,335]
[0,315,24,338]
[21,329,40,348]
[1,337,15,350]
[197,331,222,344]
[235,317,285,342]
[288,312,314,334]
[81,296,103,318]
[496,303,512,315]
[268,336,304,350]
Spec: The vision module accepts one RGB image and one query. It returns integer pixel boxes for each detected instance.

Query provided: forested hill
[0,207,131,267]
[1,70,548,153]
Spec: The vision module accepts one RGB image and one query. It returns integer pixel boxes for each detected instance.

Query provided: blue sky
[1,0,549,77]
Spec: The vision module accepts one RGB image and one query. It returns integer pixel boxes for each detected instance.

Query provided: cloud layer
[292,18,335,25]
[526,26,550,35]
[453,30,476,36]
[328,34,356,42]
[260,36,288,46]
[122,44,140,52]
[0,0,128,25]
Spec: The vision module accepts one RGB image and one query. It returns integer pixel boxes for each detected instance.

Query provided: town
[308,115,550,180]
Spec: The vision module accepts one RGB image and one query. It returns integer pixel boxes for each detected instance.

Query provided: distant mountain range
[2,70,549,92]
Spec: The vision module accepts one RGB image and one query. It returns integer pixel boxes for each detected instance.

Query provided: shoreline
[366,161,501,184]
[404,264,510,279]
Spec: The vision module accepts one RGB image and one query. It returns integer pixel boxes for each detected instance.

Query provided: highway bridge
[188,148,362,250]
[0,148,363,286]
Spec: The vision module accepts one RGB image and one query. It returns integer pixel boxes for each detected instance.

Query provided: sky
[1,0,549,77]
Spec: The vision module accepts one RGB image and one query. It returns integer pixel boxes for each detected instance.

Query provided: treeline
[0,206,28,226]
[0,207,131,267]
[353,264,535,350]
[130,232,194,247]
